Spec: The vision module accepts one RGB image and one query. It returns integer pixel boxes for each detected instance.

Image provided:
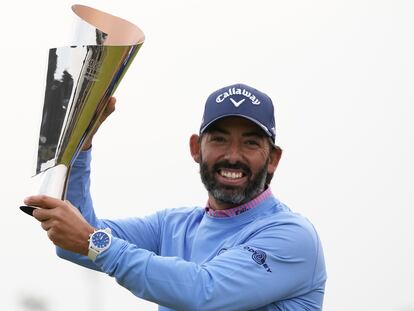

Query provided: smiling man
[195,117,276,211]
[25,83,327,310]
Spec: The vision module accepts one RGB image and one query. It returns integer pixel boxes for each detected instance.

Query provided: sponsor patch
[243,246,272,272]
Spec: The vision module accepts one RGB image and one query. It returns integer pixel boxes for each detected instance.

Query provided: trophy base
[20,206,37,216]
[36,164,69,199]
[20,164,69,217]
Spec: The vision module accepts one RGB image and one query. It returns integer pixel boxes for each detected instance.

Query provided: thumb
[82,96,117,150]
[100,96,116,123]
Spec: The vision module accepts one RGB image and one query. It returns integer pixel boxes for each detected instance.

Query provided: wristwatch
[88,228,112,261]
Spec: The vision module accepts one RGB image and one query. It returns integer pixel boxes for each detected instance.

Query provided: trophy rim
[72,4,145,46]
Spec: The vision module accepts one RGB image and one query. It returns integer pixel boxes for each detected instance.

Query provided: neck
[207,190,265,211]
[207,195,237,210]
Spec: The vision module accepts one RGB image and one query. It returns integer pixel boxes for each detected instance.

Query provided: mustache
[212,160,252,177]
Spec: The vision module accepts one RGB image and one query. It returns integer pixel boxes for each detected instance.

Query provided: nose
[224,141,243,164]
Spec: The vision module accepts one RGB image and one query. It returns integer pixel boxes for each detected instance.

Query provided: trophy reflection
[29,5,144,202]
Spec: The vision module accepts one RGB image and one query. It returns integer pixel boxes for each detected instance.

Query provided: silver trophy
[21,5,144,212]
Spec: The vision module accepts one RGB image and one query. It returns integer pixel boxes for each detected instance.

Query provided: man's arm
[65,148,162,251]
[62,95,116,228]
[23,192,325,310]
[90,221,325,310]
[47,147,163,270]
[33,96,161,269]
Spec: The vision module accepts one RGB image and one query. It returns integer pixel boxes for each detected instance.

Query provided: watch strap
[88,248,99,261]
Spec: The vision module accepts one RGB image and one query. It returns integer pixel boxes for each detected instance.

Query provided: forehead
[206,116,266,135]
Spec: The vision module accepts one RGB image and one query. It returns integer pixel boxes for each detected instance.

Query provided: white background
[1,0,413,310]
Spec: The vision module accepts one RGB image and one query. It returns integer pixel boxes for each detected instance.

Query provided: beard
[200,157,269,206]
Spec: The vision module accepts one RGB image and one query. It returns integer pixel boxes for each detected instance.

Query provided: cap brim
[200,114,274,140]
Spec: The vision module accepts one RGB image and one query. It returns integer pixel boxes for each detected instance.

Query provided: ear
[267,146,282,174]
[189,134,201,163]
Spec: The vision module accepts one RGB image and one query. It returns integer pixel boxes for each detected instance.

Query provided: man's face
[197,117,276,206]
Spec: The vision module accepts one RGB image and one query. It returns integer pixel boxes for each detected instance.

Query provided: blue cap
[200,83,276,141]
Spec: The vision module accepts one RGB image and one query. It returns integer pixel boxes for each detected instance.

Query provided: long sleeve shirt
[57,150,327,311]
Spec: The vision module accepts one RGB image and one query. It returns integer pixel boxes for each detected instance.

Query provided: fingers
[81,96,117,151]
[33,208,52,222]
[40,218,54,231]
[101,96,116,123]
[24,195,63,223]
[24,195,64,209]
[29,199,74,246]
[107,96,116,111]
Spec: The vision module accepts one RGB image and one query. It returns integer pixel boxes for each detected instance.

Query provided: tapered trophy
[20,4,145,213]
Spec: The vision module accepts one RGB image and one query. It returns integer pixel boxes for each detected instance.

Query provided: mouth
[219,169,245,179]
[216,168,248,186]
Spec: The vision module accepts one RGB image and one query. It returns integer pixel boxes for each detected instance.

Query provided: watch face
[92,231,110,249]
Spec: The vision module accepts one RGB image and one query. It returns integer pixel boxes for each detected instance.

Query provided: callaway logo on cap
[200,83,276,141]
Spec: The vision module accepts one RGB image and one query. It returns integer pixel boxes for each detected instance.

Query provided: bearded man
[24,83,327,310]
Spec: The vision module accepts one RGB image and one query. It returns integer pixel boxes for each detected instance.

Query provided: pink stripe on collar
[205,188,272,218]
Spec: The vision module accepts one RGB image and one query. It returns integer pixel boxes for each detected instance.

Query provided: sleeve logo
[243,246,272,273]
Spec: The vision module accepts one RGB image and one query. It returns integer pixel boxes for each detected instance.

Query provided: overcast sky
[1,1,413,310]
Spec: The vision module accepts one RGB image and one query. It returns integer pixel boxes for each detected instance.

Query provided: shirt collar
[205,187,273,218]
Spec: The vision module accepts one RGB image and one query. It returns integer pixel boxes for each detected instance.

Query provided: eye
[245,139,260,147]
[210,135,227,143]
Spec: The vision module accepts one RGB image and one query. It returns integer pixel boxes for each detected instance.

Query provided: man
[25,83,327,310]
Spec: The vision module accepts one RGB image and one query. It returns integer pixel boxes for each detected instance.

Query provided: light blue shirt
[57,150,327,310]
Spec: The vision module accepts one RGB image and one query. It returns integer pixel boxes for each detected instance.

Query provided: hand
[82,96,117,150]
[24,195,95,256]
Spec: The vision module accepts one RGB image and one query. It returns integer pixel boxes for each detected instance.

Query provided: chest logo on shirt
[244,246,272,273]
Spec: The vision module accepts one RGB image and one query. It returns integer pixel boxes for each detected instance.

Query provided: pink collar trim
[205,188,272,218]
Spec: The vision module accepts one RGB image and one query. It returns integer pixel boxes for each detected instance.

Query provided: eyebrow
[242,131,266,138]
[207,126,228,134]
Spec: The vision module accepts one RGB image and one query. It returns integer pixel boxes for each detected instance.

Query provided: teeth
[220,170,243,179]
